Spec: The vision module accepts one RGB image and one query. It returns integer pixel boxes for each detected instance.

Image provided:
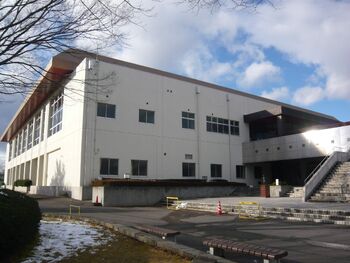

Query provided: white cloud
[261,86,289,101]
[238,0,350,101]
[238,61,281,88]
[181,45,234,82]
[292,86,325,106]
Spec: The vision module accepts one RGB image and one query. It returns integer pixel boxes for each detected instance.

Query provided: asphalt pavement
[38,197,350,263]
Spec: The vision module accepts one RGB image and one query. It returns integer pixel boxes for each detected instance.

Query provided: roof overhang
[0,50,88,142]
[244,106,339,124]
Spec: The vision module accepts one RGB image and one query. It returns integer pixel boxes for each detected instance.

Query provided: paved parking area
[38,197,350,263]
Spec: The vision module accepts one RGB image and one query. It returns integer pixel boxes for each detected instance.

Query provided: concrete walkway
[37,197,350,263]
[181,196,350,211]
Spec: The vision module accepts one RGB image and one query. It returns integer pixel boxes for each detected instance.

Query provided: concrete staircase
[179,202,350,225]
[309,162,350,202]
[283,187,304,198]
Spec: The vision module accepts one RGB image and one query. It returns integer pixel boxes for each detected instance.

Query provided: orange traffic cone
[93,195,102,206]
[216,200,222,215]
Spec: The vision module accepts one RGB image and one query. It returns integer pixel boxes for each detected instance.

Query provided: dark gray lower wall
[10,185,92,200]
[93,185,251,206]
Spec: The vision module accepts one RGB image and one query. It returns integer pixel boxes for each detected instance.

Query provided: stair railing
[303,151,348,201]
[304,154,330,184]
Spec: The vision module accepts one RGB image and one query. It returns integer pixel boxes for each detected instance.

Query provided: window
[100,158,118,175]
[41,108,45,141]
[18,133,22,155]
[131,160,148,176]
[230,120,240,136]
[236,165,246,179]
[27,120,33,149]
[183,163,195,177]
[13,137,17,157]
[211,164,222,178]
[8,141,12,161]
[207,116,229,134]
[34,114,41,145]
[207,116,239,136]
[254,166,263,179]
[185,154,193,160]
[97,103,116,118]
[182,112,195,129]
[49,92,63,136]
[139,109,155,124]
[22,127,27,153]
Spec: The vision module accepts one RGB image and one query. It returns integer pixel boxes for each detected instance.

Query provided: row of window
[97,103,240,135]
[8,92,63,161]
[206,116,240,135]
[100,158,246,179]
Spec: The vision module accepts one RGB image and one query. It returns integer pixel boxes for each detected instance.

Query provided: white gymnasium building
[2,50,350,200]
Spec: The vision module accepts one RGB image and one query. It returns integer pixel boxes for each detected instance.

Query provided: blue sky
[1,0,350,167]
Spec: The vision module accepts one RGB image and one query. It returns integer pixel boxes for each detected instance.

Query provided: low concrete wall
[270,185,292,197]
[93,185,245,206]
[8,185,92,200]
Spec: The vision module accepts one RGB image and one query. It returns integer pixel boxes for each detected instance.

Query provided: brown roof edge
[0,56,75,142]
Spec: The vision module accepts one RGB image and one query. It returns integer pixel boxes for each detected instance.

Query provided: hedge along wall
[0,189,41,260]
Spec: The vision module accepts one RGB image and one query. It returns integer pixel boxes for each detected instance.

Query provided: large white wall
[243,125,350,163]
[81,60,280,186]
[4,59,88,198]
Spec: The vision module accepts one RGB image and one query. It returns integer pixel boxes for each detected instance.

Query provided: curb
[43,213,235,263]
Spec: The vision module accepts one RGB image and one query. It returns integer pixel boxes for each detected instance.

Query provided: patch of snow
[176,202,188,210]
[0,190,8,196]
[22,220,114,263]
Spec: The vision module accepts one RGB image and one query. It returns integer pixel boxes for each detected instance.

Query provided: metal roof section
[1,49,339,142]
[243,106,339,124]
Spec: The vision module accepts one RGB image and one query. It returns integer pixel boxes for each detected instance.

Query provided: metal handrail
[304,154,331,184]
[304,146,350,184]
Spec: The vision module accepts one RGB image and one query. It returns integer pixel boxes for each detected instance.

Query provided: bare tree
[178,0,274,12]
[0,0,148,97]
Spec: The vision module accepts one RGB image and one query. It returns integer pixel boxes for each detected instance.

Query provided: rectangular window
[18,133,22,155]
[8,141,12,161]
[13,137,17,157]
[230,120,240,136]
[100,158,118,175]
[207,116,239,136]
[182,163,195,177]
[182,112,195,129]
[139,109,155,124]
[185,154,193,160]
[97,103,116,118]
[211,164,222,178]
[49,92,63,136]
[236,165,246,179]
[27,120,33,149]
[34,114,41,145]
[41,108,45,141]
[207,116,229,134]
[131,160,148,176]
[22,127,27,153]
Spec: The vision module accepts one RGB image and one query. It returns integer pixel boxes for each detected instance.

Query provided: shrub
[14,179,32,187]
[0,189,41,260]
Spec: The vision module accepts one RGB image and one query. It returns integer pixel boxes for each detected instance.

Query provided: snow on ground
[22,220,114,263]
[0,190,8,196]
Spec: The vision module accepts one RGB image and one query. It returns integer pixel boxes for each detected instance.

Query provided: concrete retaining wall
[9,185,92,200]
[93,185,245,206]
[270,185,292,197]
